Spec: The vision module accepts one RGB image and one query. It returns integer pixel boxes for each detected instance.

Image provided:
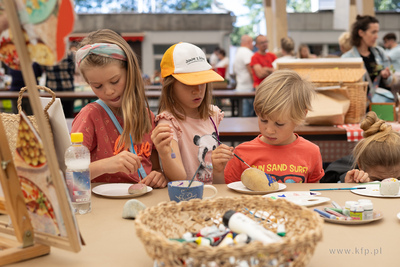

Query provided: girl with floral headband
[151,42,225,184]
[71,29,167,188]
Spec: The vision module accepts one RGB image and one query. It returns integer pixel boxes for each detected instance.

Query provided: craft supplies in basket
[135,195,323,267]
[1,86,55,155]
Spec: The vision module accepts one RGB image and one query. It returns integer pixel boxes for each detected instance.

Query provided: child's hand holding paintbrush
[151,123,187,180]
[151,123,175,157]
[211,142,234,182]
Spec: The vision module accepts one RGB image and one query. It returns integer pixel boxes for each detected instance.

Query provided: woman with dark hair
[341,15,393,101]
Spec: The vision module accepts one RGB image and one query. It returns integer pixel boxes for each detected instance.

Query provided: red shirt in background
[250,52,277,88]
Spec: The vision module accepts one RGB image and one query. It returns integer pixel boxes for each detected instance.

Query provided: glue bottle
[222,210,281,245]
[65,133,91,214]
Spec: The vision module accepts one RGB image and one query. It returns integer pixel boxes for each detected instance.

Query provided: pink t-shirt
[155,105,224,184]
[71,102,155,183]
[224,134,324,184]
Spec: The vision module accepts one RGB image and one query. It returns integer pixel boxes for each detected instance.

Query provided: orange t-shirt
[71,102,155,183]
[224,135,324,184]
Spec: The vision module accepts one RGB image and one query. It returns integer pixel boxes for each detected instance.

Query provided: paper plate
[227,181,286,195]
[263,191,329,207]
[351,184,400,198]
[92,183,153,198]
[397,212,400,220]
[322,211,383,225]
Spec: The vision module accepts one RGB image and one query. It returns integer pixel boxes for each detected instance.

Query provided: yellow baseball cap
[160,42,224,85]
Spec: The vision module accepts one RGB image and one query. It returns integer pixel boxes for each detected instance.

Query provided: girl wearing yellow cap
[151,42,226,184]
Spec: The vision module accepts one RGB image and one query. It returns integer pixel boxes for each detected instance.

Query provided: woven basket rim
[135,196,323,265]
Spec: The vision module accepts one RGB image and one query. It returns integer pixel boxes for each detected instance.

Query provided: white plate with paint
[227,181,286,195]
[397,212,400,220]
[92,183,153,198]
[351,184,400,198]
[263,191,330,207]
[323,211,383,225]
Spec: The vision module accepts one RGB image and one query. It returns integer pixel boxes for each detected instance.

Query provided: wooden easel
[0,1,81,264]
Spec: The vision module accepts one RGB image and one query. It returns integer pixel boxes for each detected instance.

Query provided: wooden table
[0,90,255,117]
[2,183,398,266]
[0,90,254,101]
[219,117,352,163]
[219,117,347,142]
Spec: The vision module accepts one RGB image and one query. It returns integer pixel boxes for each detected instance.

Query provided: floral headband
[76,43,127,67]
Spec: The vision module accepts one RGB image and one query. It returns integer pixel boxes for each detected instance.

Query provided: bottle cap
[345,201,358,209]
[358,199,372,203]
[222,210,236,227]
[359,202,373,210]
[71,132,83,143]
[350,204,364,212]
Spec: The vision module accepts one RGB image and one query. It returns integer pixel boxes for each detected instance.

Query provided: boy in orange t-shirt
[212,69,324,183]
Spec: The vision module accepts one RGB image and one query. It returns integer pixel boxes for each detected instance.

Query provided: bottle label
[65,170,90,203]
[350,211,363,220]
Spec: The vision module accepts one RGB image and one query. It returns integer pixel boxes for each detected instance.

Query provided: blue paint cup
[168,180,218,203]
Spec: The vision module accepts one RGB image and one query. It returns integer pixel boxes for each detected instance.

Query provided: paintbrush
[130,134,141,181]
[188,162,202,187]
[310,187,366,191]
[212,136,251,168]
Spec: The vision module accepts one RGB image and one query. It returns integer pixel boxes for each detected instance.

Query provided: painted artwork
[0,0,75,69]
[13,112,67,236]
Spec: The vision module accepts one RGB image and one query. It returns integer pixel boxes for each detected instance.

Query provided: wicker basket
[0,86,55,155]
[292,68,368,124]
[135,196,323,267]
[313,81,368,124]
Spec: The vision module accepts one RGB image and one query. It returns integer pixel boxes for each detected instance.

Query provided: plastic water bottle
[65,132,91,214]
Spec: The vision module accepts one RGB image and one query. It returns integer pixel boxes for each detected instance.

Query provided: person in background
[298,44,317,59]
[341,15,393,101]
[250,34,277,90]
[214,48,229,79]
[233,34,254,117]
[142,74,151,86]
[72,29,167,188]
[212,69,324,184]
[272,36,296,69]
[322,111,400,183]
[209,46,220,68]
[338,32,352,55]
[42,45,76,118]
[151,42,225,184]
[152,69,162,85]
[9,60,42,114]
[383,32,400,92]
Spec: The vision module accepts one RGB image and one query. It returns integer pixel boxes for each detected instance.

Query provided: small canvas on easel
[0,0,74,70]
[14,112,69,237]
[0,0,81,263]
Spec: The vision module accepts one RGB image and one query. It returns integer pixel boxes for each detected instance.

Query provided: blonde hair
[158,76,213,120]
[338,32,352,53]
[353,111,400,170]
[254,69,314,125]
[78,29,151,147]
[280,37,295,55]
